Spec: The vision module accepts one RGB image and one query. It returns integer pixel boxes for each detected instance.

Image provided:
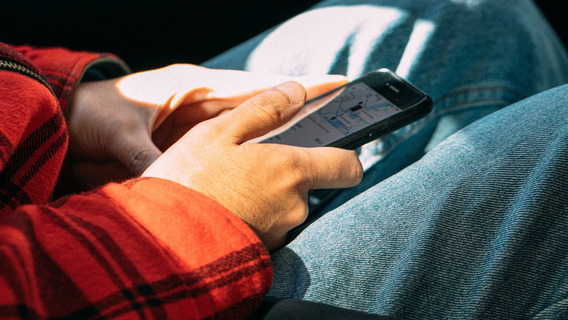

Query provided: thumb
[114,131,163,176]
[217,81,306,144]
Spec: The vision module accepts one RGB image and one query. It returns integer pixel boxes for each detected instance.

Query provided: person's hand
[142,81,363,250]
[68,64,348,188]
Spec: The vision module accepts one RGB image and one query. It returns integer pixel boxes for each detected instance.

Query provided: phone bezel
[323,68,433,149]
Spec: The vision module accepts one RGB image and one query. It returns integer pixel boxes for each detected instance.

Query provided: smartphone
[249,69,433,149]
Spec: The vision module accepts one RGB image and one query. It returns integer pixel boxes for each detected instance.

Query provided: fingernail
[276,81,306,105]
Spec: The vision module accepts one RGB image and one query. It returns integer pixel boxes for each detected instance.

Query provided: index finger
[212,82,306,144]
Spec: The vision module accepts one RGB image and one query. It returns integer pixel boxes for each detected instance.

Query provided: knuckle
[282,152,312,190]
[286,203,309,227]
[247,100,283,127]
[127,148,157,176]
[247,88,292,124]
[348,151,364,182]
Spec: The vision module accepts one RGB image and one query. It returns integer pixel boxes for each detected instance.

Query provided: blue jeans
[204,0,568,318]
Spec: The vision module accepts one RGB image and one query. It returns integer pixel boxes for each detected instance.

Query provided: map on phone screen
[250,81,403,147]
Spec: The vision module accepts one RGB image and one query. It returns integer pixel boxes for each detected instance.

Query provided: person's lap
[268,84,568,318]
[204,0,568,318]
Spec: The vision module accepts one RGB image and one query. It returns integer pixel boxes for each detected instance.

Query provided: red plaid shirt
[0,43,272,319]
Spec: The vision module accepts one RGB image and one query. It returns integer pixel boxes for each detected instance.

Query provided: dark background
[1,0,565,72]
[0,0,319,70]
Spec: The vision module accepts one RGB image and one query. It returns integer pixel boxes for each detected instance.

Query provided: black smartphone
[251,69,432,149]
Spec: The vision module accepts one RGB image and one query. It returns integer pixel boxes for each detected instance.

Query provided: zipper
[0,59,53,93]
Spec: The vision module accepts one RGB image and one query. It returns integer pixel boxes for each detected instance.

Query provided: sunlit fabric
[450,0,482,7]
[395,19,435,78]
[247,6,405,80]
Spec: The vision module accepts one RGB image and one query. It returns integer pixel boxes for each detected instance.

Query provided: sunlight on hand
[114,64,348,131]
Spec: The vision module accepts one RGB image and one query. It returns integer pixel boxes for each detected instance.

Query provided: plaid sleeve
[0,43,69,207]
[0,177,272,319]
[12,45,130,111]
[0,43,129,207]
[1,43,272,318]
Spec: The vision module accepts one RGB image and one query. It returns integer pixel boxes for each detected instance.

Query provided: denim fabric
[204,0,568,318]
[269,84,568,319]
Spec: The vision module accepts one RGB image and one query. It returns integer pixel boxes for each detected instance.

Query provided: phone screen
[253,81,403,147]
